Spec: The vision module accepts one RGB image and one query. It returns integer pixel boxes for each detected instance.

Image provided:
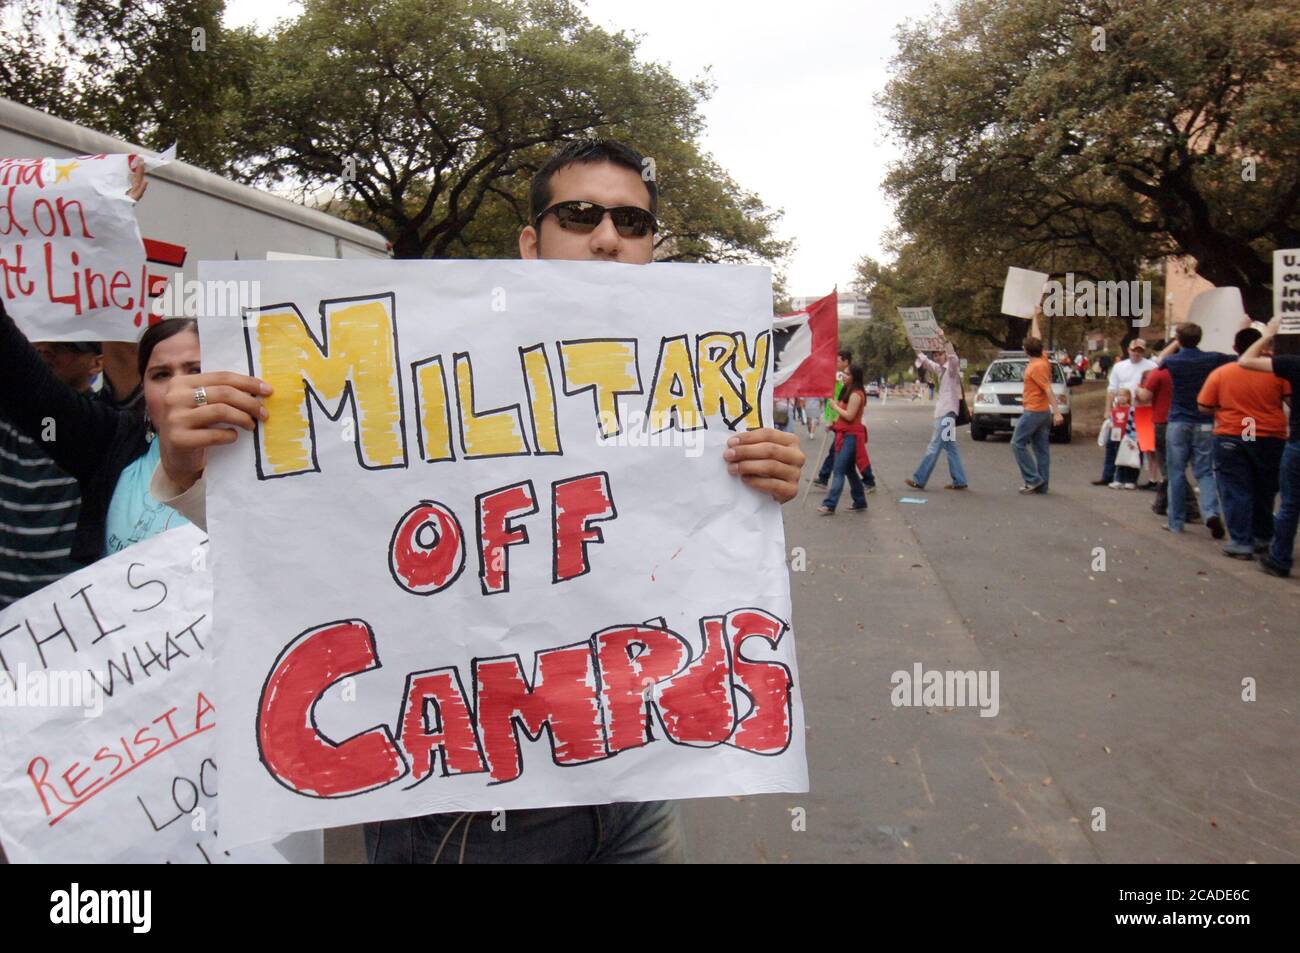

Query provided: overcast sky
[224,0,947,297]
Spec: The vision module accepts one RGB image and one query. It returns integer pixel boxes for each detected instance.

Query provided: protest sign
[0,154,149,341]
[0,525,319,863]
[898,306,945,351]
[1133,405,1155,454]
[1275,249,1300,356]
[199,259,808,847]
[1000,267,1049,319]
[1185,287,1244,354]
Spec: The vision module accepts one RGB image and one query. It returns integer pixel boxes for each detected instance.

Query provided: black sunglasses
[534,200,658,238]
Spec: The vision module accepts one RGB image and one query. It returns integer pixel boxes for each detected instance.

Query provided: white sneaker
[1124,483,1137,490]
[1109,481,1123,488]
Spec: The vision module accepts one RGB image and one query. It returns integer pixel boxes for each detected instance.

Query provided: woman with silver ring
[0,302,202,559]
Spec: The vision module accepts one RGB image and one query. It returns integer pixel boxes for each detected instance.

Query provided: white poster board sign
[200,259,808,847]
[898,306,944,351]
[0,155,148,342]
[1000,267,1049,319]
[0,525,317,863]
[1186,286,1244,354]
[1275,249,1300,354]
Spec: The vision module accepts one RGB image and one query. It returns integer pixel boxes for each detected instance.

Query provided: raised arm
[1239,317,1278,373]
[0,302,120,482]
[915,351,942,376]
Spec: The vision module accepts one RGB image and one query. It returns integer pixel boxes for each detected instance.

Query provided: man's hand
[724,428,806,503]
[127,155,147,202]
[1053,412,1064,427]
[155,371,271,491]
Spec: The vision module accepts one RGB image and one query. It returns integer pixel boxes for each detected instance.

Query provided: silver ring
[193,386,208,406]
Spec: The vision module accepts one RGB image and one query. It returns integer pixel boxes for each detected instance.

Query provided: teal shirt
[104,439,189,555]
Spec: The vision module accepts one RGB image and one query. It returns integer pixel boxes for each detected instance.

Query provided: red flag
[773,290,839,398]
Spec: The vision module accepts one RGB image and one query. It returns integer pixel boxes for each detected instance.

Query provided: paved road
[678,400,1300,862]
[325,400,1299,863]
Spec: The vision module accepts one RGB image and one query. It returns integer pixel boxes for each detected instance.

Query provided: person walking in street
[812,349,852,489]
[905,334,969,491]
[1010,333,1063,494]
[1239,317,1300,577]
[1197,327,1290,560]
[1156,323,1235,537]
[818,365,869,514]
[1092,338,1156,486]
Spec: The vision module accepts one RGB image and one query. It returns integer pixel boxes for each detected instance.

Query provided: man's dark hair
[1024,336,1044,357]
[1176,323,1203,348]
[1234,327,1262,355]
[838,349,852,362]
[529,138,658,223]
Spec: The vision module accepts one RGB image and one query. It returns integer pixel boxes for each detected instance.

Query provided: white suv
[970,353,1075,443]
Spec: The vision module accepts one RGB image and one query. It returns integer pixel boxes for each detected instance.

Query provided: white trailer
[0,97,390,301]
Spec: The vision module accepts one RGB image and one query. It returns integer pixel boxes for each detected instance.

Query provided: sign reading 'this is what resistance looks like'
[200,259,807,847]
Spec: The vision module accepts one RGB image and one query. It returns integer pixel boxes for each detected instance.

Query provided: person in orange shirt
[1010,332,1064,494]
[1197,327,1292,559]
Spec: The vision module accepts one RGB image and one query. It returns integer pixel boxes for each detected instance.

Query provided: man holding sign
[1010,309,1064,494]
[148,140,808,863]
[1240,317,1300,577]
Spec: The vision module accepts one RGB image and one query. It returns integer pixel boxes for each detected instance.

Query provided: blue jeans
[1213,435,1283,551]
[817,441,836,482]
[1166,420,1219,532]
[823,435,866,510]
[1100,436,1119,483]
[1269,441,1300,572]
[912,413,967,488]
[1011,410,1052,489]
[364,801,685,864]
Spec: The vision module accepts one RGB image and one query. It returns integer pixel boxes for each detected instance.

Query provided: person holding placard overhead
[1197,327,1290,560]
[1155,323,1235,537]
[1010,307,1064,494]
[904,332,969,491]
[147,138,810,863]
[1239,317,1300,577]
[0,162,193,566]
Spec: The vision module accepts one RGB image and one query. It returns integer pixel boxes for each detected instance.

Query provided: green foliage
[2,0,789,270]
[880,0,1300,322]
[1,1,264,171]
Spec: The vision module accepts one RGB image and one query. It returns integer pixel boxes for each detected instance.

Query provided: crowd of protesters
[1092,318,1299,578]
